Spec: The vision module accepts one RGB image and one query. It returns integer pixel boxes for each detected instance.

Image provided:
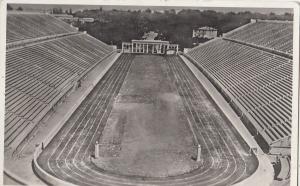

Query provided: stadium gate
[122,40,179,55]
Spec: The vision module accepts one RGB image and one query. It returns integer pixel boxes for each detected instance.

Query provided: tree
[73,8,292,50]
[65,8,73,15]
[144,8,151,14]
[7,4,13,10]
[52,7,63,14]
[169,9,176,15]
[17,6,23,11]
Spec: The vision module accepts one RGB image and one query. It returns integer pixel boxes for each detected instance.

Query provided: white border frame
[0,0,299,185]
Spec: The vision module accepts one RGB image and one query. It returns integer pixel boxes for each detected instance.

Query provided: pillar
[159,44,162,54]
[197,144,201,162]
[152,44,154,54]
[147,44,149,53]
[35,144,40,152]
[95,141,99,158]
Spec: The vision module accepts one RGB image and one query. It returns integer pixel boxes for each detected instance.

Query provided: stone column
[159,44,161,54]
[152,44,154,54]
[146,44,149,53]
[135,43,137,53]
[197,144,201,162]
[132,43,134,53]
[95,141,99,159]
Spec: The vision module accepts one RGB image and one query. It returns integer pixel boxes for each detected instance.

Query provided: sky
[9,4,293,15]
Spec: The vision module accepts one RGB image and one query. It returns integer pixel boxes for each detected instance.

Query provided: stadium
[3,5,294,186]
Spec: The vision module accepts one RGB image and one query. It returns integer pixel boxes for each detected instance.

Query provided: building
[52,14,94,24]
[79,17,94,23]
[192,26,218,39]
[122,40,178,55]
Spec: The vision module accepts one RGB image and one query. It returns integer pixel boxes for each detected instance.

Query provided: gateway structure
[122,40,179,54]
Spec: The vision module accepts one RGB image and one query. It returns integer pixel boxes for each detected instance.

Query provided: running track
[37,54,258,186]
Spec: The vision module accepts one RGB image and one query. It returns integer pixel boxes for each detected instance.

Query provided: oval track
[37,54,257,186]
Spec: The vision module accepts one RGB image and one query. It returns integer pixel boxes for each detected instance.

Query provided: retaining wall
[33,145,76,186]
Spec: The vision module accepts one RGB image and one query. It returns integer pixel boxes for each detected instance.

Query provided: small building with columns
[122,40,179,55]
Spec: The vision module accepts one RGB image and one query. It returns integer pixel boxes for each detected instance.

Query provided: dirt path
[94,55,198,177]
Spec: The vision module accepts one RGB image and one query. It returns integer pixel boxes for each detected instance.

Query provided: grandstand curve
[4,12,117,184]
[5,12,114,154]
[186,36,292,154]
[7,12,78,43]
[185,18,293,186]
[223,19,293,56]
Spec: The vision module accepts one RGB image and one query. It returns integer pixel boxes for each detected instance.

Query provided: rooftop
[195,26,217,31]
[132,40,170,44]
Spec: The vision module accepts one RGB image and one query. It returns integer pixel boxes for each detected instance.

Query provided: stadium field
[37,54,258,186]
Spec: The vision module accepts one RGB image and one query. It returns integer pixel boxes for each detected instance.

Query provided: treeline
[7,4,23,11]
[73,8,292,49]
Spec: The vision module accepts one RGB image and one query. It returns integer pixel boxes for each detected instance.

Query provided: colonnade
[122,41,178,55]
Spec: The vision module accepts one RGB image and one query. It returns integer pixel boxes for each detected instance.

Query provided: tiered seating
[5,33,113,148]
[7,12,78,43]
[187,38,292,149]
[224,21,293,54]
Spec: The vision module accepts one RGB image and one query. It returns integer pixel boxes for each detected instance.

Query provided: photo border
[0,0,299,185]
